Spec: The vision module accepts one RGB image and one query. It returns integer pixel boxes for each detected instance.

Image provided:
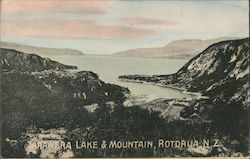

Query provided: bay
[45,55,192,99]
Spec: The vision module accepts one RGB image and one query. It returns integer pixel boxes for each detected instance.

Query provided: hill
[1,42,84,56]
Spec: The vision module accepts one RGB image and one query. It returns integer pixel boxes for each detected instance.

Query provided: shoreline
[118,78,209,100]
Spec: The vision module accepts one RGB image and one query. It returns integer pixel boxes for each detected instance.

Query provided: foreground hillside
[1,48,128,157]
[112,37,240,59]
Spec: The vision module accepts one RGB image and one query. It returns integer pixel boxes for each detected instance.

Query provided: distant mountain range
[112,37,242,59]
[1,42,84,56]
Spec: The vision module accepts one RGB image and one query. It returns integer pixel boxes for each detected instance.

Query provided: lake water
[46,55,192,99]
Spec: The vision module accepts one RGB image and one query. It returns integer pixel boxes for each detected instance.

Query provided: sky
[1,0,249,54]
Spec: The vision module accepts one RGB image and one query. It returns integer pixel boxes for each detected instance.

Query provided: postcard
[0,0,249,158]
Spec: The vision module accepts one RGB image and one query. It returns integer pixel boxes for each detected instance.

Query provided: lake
[45,55,192,99]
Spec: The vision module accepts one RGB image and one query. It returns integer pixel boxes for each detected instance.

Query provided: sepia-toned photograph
[0,0,249,158]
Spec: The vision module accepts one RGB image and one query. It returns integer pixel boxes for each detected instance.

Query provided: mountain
[119,38,249,102]
[112,37,241,59]
[119,38,249,154]
[1,42,84,56]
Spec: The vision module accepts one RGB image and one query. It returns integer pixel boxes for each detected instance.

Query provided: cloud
[1,19,158,39]
[1,0,107,14]
[121,17,178,25]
